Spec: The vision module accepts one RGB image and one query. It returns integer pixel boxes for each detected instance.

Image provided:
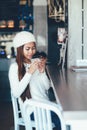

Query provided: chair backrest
[11,93,25,130]
[23,99,66,130]
[11,93,20,122]
[11,93,66,130]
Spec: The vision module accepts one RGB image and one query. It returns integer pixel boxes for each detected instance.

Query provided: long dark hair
[16,46,30,102]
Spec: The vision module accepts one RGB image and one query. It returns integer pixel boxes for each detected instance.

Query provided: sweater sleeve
[40,71,51,90]
[8,63,32,98]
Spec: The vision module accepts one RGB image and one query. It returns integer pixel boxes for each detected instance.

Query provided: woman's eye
[32,47,36,50]
[25,46,36,51]
[26,48,29,50]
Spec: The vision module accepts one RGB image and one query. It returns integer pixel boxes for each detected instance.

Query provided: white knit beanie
[13,31,36,48]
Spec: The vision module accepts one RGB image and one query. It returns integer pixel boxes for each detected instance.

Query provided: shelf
[0,28,22,32]
[0,40,13,43]
[70,66,87,72]
[0,1,33,33]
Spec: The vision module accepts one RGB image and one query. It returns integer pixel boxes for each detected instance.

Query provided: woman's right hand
[28,60,39,74]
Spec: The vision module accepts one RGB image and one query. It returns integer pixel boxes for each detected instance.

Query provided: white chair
[11,93,25,130]
[23,99,66,130]
[11,93,66,130]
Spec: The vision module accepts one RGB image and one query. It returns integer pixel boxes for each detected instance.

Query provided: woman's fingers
[28,61,38,74]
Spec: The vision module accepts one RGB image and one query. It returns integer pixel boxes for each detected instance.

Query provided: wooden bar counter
[47,64,87,129]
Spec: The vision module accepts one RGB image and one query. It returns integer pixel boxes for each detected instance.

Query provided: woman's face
[23,42,36,60]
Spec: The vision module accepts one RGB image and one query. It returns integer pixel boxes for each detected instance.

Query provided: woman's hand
[38,57,47,73]
[28,57,47,74]
[28,60,39,74]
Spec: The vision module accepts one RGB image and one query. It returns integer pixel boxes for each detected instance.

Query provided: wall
[68,0,87,68]
[84,0,87,58]
[33,0,48,53]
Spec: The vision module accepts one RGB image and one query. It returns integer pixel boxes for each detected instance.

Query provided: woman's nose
[29,49,33,54]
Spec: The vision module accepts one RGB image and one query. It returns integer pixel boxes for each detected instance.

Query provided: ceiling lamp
[0,20,7,28]
[7,20,14,28]
[47,0,65,22]
[19,0,27,5]
[19,19,27,29]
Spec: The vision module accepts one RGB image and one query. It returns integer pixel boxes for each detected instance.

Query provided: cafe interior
[0,0,87,130]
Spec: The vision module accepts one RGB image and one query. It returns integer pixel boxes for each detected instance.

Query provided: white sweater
[8,62,50,114]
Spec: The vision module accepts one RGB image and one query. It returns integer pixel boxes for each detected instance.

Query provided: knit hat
[13,31,36,48]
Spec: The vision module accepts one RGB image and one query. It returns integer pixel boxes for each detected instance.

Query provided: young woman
[8,31,61,130]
